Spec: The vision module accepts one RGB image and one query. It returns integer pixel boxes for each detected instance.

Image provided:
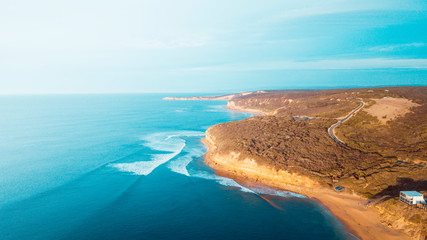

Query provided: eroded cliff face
[203,129,319,194]
[374,203,426,239]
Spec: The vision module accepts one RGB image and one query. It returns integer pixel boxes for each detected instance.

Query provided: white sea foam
[192,171,306,198]
[252,187,307,198]
[168,148,205,176]
[161,131,205,141]
[112,152,179,176]
[110,131,204,176]
[192,172,254,193]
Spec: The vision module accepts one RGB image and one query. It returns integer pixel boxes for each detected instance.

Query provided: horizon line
[1,84,425,96]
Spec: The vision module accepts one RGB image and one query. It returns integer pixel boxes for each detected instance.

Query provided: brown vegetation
[209,116,382,179]
[205,86,427,239]
[336,87,427,164]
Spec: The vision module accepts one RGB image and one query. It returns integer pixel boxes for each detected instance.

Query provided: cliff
[201,86,427,239]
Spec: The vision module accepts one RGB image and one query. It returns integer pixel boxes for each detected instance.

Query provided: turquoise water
[0,94,357,240]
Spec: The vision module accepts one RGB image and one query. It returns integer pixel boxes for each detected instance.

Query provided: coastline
[165,87,426,240]
[225,106,267,116]
[202,129,412,240]
[225,101,268,116]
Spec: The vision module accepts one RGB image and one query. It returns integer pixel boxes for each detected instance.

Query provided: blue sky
[1,0,426,94]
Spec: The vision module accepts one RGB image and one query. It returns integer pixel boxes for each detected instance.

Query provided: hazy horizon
[0,83,426,96]
[1,0,426,94]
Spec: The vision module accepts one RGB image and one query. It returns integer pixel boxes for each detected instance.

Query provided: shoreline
[202,132,411,240]
[165,87,426,240]
[225,105,267,116]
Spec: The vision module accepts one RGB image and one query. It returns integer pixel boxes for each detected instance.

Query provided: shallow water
[0,94,357,239]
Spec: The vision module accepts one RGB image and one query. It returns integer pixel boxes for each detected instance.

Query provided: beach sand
[312,191,409,240]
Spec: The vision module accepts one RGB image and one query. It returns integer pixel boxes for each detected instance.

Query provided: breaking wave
[110,131,204,176]
[110,130,305,198]
[192,171,306,198]
[168,148,205,176]
[251,187,307,198]
[192,172,255,193]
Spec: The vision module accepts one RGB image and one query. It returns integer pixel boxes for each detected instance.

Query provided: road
[328,101,365,145]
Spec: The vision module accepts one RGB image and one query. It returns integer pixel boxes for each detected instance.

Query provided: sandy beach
[202,133,412,240]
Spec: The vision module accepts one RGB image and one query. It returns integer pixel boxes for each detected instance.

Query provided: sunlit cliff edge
[167,86,427,239]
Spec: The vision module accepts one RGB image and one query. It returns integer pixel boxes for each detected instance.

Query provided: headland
[167,86,427,240]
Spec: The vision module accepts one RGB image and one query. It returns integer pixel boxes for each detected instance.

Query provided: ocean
[0,94,357,240]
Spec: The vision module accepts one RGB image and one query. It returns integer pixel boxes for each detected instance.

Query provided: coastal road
[328,101,365,145]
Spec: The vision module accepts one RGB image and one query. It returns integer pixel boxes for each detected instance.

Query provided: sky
[1,0,427,94]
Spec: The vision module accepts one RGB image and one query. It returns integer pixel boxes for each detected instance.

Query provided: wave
[160,131,204,141]
[110,130,305,199]
[192,172,255,193]
[251,187,307,198]
[111,152,182,176]
[192,171,306,198]
[168,147,205,176]
[110,131,204,176]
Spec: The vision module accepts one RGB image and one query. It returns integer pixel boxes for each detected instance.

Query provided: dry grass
[204,86,427,239]
[364,97,420,124]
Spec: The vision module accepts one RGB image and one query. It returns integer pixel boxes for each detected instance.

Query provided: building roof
[401,191,423,197]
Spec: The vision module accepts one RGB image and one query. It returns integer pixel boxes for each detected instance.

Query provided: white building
[400,191,425,205]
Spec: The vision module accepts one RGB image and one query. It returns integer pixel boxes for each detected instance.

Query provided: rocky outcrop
[374,202,426,239]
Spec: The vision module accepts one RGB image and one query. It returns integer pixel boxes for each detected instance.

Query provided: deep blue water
[0,94,357,240]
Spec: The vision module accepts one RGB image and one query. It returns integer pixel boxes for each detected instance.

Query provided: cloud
[369,43,426,52]
[185,58,427,72]
[270,0,423,22]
